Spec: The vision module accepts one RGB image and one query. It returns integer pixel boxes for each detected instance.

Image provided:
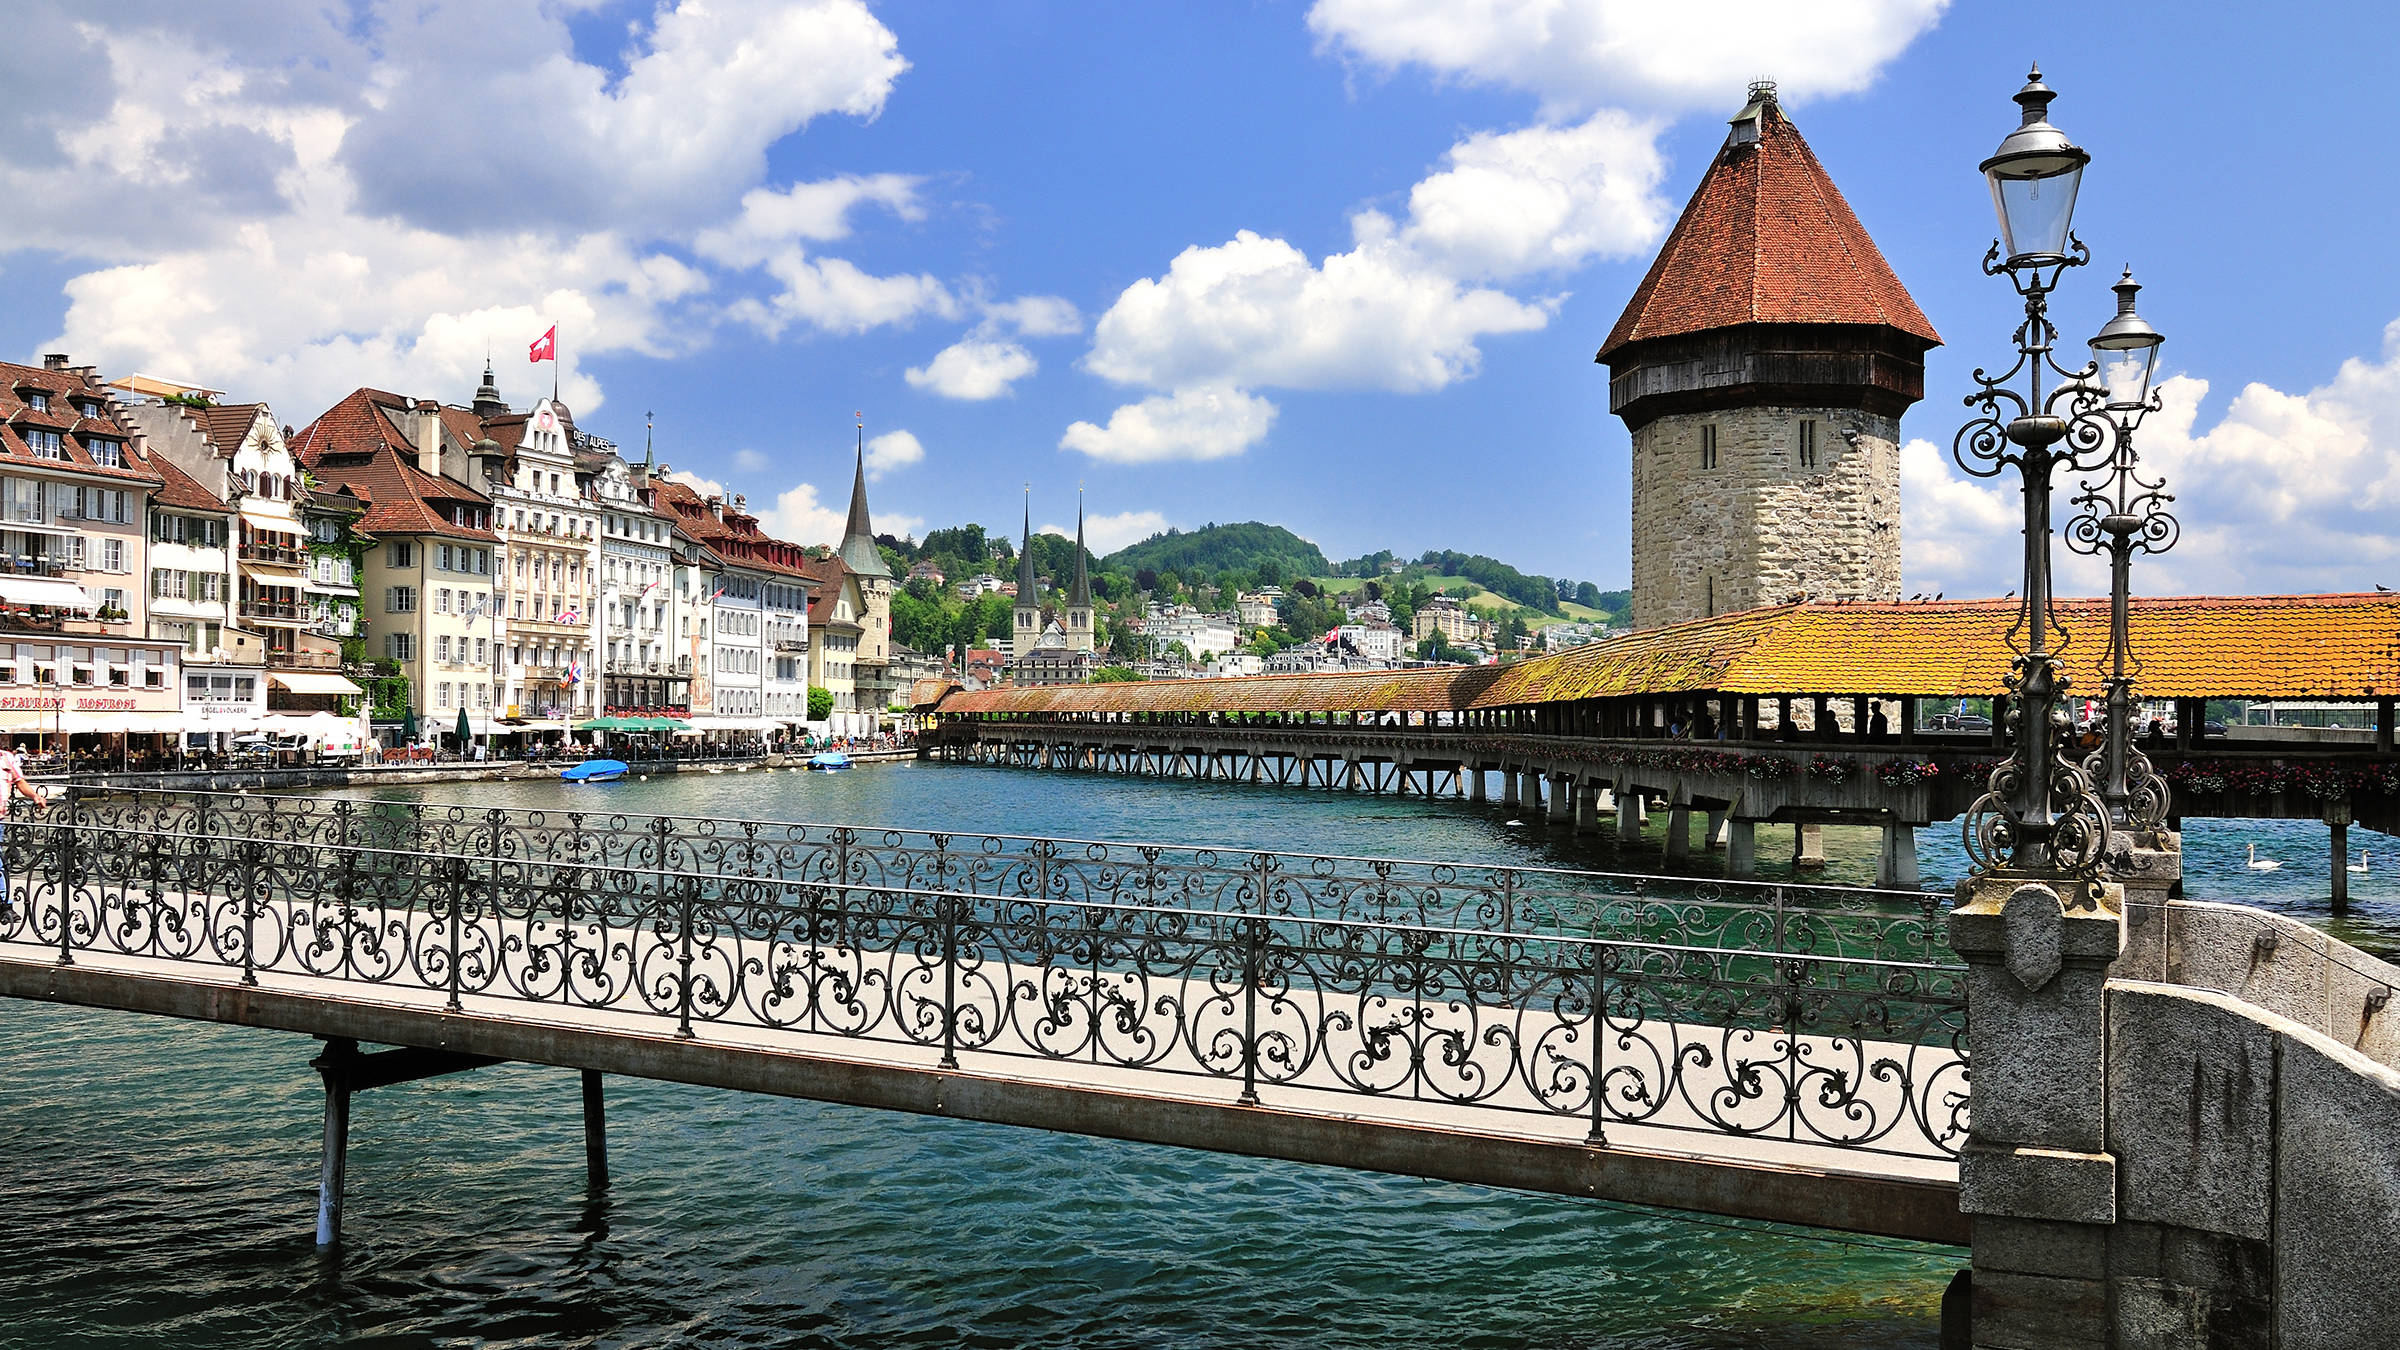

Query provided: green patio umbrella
[401,707,419,741]
[455,706,472,745]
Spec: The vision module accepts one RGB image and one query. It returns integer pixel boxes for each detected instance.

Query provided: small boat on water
[562,758,628,783]
[806,751,852,772]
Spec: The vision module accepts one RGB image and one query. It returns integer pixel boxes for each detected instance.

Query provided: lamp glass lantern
[2089,269,2164,411]
[1981,66,2090,265]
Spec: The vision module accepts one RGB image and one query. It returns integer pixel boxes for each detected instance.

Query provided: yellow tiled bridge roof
[929,593,2400,717]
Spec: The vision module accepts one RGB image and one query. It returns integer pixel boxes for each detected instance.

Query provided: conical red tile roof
[1599,100,1939,360]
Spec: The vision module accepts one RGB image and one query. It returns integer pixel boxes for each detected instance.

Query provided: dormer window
[89,441,123,468]
[25,429,63,460]
[26,393,48,412]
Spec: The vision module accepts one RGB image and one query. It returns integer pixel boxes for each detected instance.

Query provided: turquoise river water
[2,761,2387,1349]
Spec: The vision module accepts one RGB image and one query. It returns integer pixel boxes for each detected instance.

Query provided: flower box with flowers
[1807,755,1856,784]
[1875,758,1941,787]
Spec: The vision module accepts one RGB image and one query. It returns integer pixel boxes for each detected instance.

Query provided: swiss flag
[528,325,557,363]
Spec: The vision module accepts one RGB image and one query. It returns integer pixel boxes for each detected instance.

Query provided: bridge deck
[0,932,1964,1245]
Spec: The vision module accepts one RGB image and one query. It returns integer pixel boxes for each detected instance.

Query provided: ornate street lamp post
[2066,270,2174,833]
[1953,66,2121,884]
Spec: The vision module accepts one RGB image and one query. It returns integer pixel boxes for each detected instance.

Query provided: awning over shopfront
[238,506,305,535]
[0,521,81,539]
[239,561,308,581]
[0,576,95,609]
[266,672,363,696]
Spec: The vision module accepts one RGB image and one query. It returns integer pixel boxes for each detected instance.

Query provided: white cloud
[1041,510,1172,555]
[1391,110,1668,280]
[666,469,729,500]
[1903,320,2400,599]
[905,339,1037,399]
[1306,0,1947,117]
[729,253,957,339]
[733,449,770,472]
[2,2,932,419]
[694,174,927,268]
[985,295,1083,338]
[865,429,925,480]
[1060,386,1279,463]
[1086,229,1552,396]
[343,0,909,234]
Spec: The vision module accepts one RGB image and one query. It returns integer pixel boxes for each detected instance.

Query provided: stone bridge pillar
[1948,871,2126,1349]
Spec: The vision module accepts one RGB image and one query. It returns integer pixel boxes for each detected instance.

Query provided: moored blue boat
[561,758,628,783]
[806,752,852,771]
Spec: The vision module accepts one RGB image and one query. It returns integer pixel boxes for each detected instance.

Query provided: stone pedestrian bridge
[3,788,2397,1348]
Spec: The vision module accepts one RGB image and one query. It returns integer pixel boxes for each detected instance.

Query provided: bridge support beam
[1792,824,1825,870]
[1574,780,1599,832]
[1548,775,1573,827]
[1468,768,1485,802]
[1664,800,1691,859]
[1500,771,1518,807]
[309,1038,506,1248]
[582,1068,609,1191]
[1876,821,1919,889]
[1616,789,1643,842]
[1726,820,1756,878]
[1704,810,1728,851]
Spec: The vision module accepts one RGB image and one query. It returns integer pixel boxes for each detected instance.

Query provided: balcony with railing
[239,541,306,568]
[773,637,807,654]
[0,554,69,577]
[238,598,303,624]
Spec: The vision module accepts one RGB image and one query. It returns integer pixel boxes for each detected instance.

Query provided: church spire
[1016,487,1039,604]
[1068,487,1091,609]
[838,411,890,579]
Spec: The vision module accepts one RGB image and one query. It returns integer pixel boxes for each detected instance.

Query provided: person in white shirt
[0,742,45,916]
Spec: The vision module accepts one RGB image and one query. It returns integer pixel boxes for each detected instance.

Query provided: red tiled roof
[1599,101,1939,359]
[653,475,815,578]
[294,388,493,541]
[0,359,164,487]
[194,403,265,452]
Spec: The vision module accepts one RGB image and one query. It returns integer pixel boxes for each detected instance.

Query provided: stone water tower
[1601,83,1941,629]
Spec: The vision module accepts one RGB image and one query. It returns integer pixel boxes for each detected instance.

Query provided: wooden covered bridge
[923,594,2400,892]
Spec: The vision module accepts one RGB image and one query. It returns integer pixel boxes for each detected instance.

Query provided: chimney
[706,494,724,520]
[41,354,66,371]
[730,492,746,515]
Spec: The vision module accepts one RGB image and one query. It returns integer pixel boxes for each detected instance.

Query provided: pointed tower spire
[838,411,890,579]
[1017,487,1038,602]
[1069,487,1092,609]
[472,355,506,418]
[642,410,655,474]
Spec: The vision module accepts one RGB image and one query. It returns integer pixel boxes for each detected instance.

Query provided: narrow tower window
[1700,424,1719,470]
[1797,419,1818,469]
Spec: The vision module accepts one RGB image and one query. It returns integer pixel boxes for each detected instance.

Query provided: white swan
[2351,850,2372,875]
[2247,842,2281,872]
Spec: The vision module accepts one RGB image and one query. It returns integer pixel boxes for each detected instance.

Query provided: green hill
[1101,522,1329,582]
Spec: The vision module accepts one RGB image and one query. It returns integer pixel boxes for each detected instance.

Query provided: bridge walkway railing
[0,788,1969,1185]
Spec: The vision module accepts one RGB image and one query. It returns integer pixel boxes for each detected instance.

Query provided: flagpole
[553,321,560,404]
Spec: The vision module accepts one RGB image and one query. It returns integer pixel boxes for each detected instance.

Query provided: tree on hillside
[1090,666,1146,683]
[1415,632,1457,662]
[1574,581,1602,608]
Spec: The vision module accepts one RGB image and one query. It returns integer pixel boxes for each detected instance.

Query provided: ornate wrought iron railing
[0,789,1969,1161]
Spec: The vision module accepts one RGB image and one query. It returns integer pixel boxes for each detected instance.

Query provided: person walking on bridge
[0,742,45,917]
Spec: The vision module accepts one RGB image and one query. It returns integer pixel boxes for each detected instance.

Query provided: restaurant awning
[266,672,363,696]
[238,506,304,535]
[239,560,308,581]
[0,576,95,609]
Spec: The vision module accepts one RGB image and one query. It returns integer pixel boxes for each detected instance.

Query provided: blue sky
[3,2,2396,598]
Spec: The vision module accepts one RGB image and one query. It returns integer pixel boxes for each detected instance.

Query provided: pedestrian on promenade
[0,740,46,916]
